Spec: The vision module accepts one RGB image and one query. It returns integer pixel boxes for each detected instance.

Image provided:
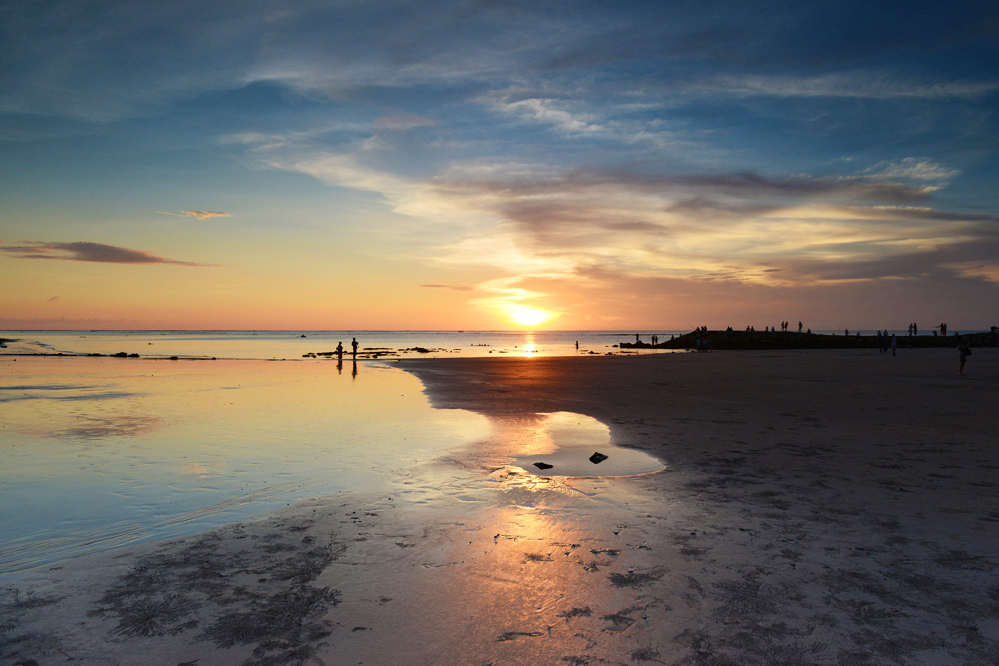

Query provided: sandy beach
[3,348,998,665]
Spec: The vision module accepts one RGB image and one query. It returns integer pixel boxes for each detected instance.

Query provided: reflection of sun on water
[519,332,538,358]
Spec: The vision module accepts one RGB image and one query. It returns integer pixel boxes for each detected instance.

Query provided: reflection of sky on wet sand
[322,450,674,665]
[0,356,489,571]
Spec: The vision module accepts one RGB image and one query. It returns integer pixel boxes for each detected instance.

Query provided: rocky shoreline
[622,329,995,351]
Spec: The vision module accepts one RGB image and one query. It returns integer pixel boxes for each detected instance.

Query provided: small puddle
[511,412,665,477]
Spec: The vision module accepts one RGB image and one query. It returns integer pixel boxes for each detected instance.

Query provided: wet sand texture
[3,348,998,665]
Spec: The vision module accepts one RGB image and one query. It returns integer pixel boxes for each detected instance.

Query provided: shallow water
[0,356,666,574]
[0,356,490,571]
[510,412,665,477]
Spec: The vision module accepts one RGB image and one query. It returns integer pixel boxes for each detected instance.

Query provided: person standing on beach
[958,341,970,374]
[891,334,897,356]
[351,337,358,359]
[336,341,344,361]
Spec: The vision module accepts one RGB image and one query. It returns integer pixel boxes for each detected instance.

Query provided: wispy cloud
[160,210,231,221]
[860,158,959,189]
[1,242,212,266]
[419,284,472,291]
[695,72,999,100]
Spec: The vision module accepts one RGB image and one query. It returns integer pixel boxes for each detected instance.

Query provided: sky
[2,0,998,331]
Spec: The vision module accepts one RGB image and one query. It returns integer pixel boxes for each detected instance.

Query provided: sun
[506,305,555,328]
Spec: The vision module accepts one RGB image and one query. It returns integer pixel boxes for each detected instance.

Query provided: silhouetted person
[958,341,970,374]
[891,334,896,356]
[336,341,343,361]
[351,337,358,359]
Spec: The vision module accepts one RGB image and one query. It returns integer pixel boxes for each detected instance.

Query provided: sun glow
[506,305,555,328]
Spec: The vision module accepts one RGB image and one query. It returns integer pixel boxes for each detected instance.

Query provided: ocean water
[0,329,684,360]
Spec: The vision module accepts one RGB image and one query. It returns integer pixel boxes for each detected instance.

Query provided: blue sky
[2,0,997,330]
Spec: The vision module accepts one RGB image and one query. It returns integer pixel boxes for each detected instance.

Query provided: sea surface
[0,329,684,360]
[0,331,668,574]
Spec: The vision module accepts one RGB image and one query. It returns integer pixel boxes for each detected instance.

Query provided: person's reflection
[337,358,343,375]
[352,360,358,379]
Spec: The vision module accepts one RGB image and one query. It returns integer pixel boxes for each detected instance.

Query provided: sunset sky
[2,1,997,331]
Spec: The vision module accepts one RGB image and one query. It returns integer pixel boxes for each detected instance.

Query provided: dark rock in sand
[533,462,554,470]
[589,452,609,464]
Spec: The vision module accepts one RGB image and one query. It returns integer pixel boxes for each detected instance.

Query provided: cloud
[419,284,472,291]
[1,242,211,266]
[692,72,999,101]
[160,210,231,221]
[374,113,436,130]
[860,158,959,188]
[488,97,604,135]
[275,146,997,301]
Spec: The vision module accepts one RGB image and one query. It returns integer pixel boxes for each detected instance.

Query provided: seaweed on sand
[1,588,62,662]
[609,567,666,588]
[711,574,782,621]
[91,523,344,665]
[204,584,339,650]
[109,593,201,638]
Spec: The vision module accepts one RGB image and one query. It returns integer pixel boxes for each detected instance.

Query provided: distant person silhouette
[351,337,358,359]
[336,341,344,361]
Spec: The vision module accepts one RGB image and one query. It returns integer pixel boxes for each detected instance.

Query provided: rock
[589,452,609,464]
[533,462,554,470]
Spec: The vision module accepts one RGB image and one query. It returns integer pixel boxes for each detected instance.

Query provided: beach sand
[3,348,998,665]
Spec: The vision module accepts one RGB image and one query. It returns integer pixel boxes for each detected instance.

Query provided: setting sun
[505,305,555,328]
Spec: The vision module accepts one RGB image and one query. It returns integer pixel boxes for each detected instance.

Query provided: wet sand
[3,348,998,665]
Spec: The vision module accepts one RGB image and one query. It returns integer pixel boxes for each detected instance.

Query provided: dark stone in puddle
[589,452,609,464]
[533,462,554,470]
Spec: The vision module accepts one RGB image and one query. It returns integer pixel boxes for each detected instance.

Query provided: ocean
[0,329,685,360]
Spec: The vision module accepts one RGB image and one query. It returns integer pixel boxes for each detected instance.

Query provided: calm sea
[0,329,684,360]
